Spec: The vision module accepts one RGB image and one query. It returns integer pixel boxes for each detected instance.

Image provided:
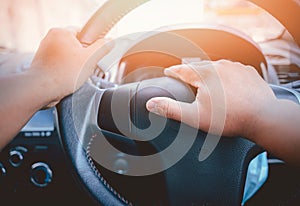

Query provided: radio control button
[30,162,52,187]
[8,146,28,168]
[9,150,24,167]
[0,163,7,179]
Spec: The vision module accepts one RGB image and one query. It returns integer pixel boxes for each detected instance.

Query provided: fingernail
[146,100,160,114]
[146,100,156,111]
[164,68,179,77]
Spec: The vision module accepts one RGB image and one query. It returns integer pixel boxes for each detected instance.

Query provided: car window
[0,0,287,54]
[107,0,285,43]
[0,0,103,52]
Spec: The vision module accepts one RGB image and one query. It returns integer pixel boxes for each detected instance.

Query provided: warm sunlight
[106,0,204,37]
[0,0,285,52]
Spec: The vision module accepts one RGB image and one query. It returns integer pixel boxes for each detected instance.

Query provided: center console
[0,108,95,205]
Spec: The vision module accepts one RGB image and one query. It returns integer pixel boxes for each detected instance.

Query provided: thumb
[146,97,198,127]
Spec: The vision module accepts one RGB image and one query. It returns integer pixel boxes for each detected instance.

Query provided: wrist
[243,98,281,143]
[25,69,61,108]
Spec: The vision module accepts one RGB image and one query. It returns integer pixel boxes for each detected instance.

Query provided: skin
[0,27,112,149]
[146,60,300,166]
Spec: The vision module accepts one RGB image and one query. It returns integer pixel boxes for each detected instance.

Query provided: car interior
[0,0,300,205]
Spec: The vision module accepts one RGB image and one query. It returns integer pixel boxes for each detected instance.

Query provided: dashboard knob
[0,163,7,179]
[9,150,24,167]
[30,162,52,187]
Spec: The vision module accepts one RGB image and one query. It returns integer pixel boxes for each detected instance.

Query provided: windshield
[107,0,284,43]
[0,0,289,53]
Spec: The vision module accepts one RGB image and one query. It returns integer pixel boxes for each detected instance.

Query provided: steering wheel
[58,0,300,205]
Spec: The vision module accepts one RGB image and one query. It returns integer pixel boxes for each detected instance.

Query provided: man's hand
[146,60,300,166]
[146,60,276,138]
[30,27,113,106]
[0,27,113,148]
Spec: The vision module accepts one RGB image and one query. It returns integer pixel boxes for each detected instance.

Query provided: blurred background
[0,0,285,53]
[1,0,299,85]
[0,0,101,52]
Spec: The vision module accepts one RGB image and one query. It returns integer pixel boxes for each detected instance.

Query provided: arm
[0,71,52,148]
[252,99,300,166]
[146,60,300,166]
[0,28,112,149]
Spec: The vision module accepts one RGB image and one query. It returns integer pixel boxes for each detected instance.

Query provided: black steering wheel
[58,0,300,205]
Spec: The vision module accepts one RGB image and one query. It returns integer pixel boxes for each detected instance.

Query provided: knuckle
[167,104,174,119]
[48,28,62,35]
[216,59,230,65]
[48,28,71,38]
[217,59,227,64]
[163,100,174,119]
[161,101,169,113]
[246,65,257,72]
[234,61,248,69]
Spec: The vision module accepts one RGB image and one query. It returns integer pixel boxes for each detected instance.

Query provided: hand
[0,27,113,148]
[146,60,277,138]
[29,27,113,106]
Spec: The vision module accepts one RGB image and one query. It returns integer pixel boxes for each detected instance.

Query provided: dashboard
[0,109,95,205]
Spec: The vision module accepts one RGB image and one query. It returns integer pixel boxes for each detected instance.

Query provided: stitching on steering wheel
[82,1,149,204]
[86,135,133,205]
[100,0,148,38]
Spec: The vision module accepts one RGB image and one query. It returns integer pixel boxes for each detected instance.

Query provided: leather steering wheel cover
[78,0,300,47]
[58,84,126,206]
[78,0,149,44]
[58,83,300,205]
[58,80,264,206]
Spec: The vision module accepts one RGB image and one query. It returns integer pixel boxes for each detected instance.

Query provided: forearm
[249,99,300,166]
[0,71,53,149]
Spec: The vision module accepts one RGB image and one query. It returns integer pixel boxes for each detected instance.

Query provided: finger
[164,61,214,88]
[146,97,199,128]
[46,27,82,48]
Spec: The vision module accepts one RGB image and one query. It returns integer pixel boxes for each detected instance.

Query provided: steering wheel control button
[30,162,52,187]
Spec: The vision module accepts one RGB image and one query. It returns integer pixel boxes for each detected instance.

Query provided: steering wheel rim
[78,0,300,47]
